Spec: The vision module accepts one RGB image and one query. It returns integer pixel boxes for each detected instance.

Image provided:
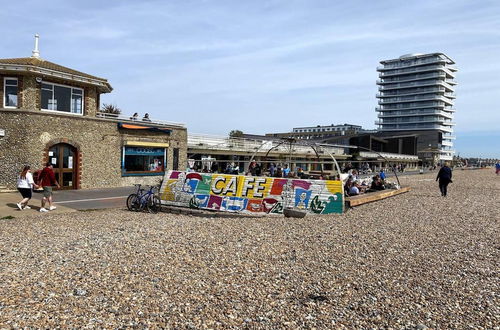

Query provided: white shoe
[23,205,31,209]
[49,206,57,211]
[40,208,49,212]
[17,203,23,210]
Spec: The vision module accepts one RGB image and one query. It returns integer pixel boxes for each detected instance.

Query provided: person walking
[37,162,60,212]
[16,165,37,210]
[436,162,453,197]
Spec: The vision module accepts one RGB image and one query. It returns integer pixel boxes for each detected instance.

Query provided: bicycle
[126,184,162,213]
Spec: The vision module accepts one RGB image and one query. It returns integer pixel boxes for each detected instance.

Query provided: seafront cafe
[0,44,187,190]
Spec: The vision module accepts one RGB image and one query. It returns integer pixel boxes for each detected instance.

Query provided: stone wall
[0,77,3,108]
[0,109,187,189]
[20,75,38,110]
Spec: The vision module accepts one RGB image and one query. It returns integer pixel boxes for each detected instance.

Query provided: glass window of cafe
[122,147,166,176]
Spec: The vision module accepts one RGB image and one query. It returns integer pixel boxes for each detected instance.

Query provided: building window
[122,146,166,176]
[4,78,18,108]
[41,82,83,114]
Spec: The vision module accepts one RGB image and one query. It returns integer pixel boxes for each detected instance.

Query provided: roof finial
[32,34,40,58]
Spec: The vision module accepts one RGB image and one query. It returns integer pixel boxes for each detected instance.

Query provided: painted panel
[160,171,344,214]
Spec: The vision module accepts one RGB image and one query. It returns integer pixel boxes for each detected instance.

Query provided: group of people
[130,112,151,122]
[16,162,60,212]
[344,170,387,196]
[267,163,293,178]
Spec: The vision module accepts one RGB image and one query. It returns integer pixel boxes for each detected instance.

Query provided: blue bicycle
[126,184,161,213]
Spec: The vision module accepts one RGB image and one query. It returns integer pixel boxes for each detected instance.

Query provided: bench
[345,186,411,207]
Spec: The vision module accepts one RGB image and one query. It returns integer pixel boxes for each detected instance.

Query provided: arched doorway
[48,143,78,190]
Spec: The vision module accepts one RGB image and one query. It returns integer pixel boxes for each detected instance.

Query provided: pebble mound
[0,170,498,328]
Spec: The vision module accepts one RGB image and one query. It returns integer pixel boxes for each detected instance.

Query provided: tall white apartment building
[376,53,457,161]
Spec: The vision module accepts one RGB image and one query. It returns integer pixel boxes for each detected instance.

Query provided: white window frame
[41,81,84,115]
[3,77,18,108]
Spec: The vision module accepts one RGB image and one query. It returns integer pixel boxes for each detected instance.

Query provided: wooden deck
[345,186,411,207]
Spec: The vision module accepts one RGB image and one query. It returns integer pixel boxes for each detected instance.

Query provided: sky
[1,0,499,158]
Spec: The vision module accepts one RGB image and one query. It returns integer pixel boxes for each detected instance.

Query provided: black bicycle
[126,184,162,213]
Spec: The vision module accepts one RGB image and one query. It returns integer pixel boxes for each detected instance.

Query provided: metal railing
[188,133,346,156]
[359,151,418,161]
[95,112,186,128]
[379,80,456,91]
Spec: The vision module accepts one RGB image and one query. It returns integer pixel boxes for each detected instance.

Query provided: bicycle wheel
[146,195,162,214]
[126,194,141,212]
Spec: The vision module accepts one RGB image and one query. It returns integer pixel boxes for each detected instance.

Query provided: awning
[118,123,171,134]
[124,141,169,147]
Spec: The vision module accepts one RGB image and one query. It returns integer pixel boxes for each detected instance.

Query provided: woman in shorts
[16,165,37,210]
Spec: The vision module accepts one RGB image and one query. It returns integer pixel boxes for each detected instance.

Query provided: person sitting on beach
[350,169,359,181]
[370,175,386,191]
[348,181,361,196]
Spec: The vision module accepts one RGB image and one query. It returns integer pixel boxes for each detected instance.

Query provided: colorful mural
[159,171,344,214]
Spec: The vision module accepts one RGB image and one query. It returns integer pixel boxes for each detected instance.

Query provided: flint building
[0,36,187,189]
[376,53,457,161]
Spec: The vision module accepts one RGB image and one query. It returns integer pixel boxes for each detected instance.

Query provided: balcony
[378,95,454,105]
[95,112,186,128]
[377,72,447,84]
[378,79,456,91]
[377,103,445,111]
[379,65,456,78]
[377,56,444,70]
[375,118,455,125]
[378,125,454,133]
[378,110,454,119]
[376,86,448,98]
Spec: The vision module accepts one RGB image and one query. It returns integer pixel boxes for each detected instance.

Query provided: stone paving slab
[0,192,76,218]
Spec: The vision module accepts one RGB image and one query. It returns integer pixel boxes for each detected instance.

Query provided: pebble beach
[0,169,498,328]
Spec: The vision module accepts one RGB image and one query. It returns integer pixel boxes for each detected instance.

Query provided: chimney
[32,34,40,58]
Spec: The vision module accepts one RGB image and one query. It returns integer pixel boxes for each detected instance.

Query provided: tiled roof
[0,57,108,82]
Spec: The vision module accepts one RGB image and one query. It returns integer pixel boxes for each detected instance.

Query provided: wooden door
[48,143,77,190]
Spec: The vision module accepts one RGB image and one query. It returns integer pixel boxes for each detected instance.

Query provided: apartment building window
[3,78,18,108]
[41,82,84,114]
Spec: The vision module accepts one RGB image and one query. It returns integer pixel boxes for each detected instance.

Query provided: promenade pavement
[0,169,436,218]
[0,186,134,218]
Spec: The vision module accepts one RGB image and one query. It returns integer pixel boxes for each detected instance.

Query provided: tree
[229,130,244,138]
[100,103,121,115]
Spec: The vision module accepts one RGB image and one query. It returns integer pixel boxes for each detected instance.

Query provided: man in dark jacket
[436,163,453,197]
[38,162,60,212]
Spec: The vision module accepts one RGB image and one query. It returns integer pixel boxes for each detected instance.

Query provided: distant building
[266,123,372,140]
[376,53,457,161]
[187,133,418,175]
